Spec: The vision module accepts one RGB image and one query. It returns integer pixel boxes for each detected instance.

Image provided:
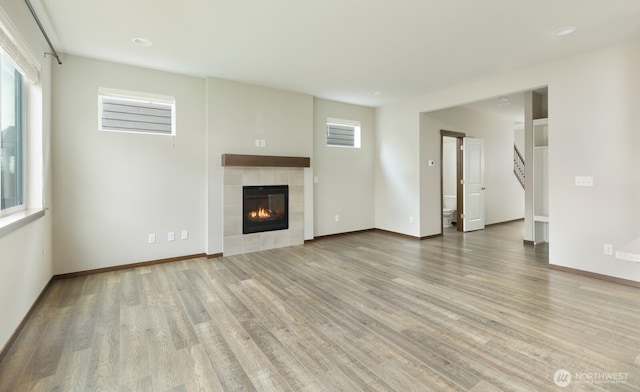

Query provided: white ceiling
[32,0,640,107]
[463,92,526,124]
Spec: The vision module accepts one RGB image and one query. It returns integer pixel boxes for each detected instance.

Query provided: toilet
[443,195,457,228]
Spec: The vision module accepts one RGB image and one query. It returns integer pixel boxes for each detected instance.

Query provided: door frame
[440,130,465,233]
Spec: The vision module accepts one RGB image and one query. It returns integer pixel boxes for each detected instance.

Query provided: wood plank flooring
[1,221,639,391]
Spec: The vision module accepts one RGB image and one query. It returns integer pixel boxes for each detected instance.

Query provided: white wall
[206,77,314,253]
[377,37,640,282]
[421,106,524,229]
[52,56,207,273]
[548,40,640,280]
[376,105,421,236]
[313,98,375,236]
[442,137,456,197]
[514,126,525,154]
[0,0,53,352]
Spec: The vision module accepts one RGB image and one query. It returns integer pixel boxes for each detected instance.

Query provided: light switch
[575,176,594,187]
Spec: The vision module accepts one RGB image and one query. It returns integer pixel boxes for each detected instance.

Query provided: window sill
[0,208,47,240]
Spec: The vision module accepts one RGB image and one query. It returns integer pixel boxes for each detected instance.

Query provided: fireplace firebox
[243,185,289,234]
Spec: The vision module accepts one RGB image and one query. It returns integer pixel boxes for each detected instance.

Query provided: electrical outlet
[168,232,175,241]
[335,215,340,222]
[603,244,613,256]
[181,230,188,240]
[409,216,414,223]
[148,234,156,244]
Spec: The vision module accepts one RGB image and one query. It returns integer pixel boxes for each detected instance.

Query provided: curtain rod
[24,0,62,65]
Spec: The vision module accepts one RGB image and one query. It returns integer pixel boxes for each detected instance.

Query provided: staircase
[514,145,525,189]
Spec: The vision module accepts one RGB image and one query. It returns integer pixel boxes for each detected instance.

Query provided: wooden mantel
[221,154,310,168]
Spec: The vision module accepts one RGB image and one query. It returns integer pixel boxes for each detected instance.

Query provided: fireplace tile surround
[223,167,304,256]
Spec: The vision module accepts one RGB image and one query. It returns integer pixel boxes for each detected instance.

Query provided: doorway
[440,130,464,233]
[440,130,487,233]
[428,91,535,239]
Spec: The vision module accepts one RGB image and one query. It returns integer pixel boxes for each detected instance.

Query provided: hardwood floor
[1,221,638,391]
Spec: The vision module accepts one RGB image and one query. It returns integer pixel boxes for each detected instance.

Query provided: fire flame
[249,208,272,219]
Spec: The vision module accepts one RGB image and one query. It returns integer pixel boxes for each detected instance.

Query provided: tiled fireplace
[222,154,309,256]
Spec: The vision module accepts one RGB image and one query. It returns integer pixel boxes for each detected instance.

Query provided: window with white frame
[98,88,176,135]
[326,118,361,148]
[0,7,42,222]
[0,52,24,213]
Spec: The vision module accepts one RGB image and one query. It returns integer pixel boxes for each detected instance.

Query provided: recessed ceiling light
[553,26,576,37]
[132,37,153,47]
[373,91,381,96]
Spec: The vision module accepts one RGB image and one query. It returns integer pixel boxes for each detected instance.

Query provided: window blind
[327,123,356,147]
[98,88,176,135]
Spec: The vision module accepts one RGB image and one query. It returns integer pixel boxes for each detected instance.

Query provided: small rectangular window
[98,88,175,135]
[327,118,361,148]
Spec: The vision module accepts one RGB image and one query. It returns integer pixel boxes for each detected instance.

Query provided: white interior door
[463,137,485,232]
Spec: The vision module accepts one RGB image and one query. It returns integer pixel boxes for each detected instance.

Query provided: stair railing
[514,145,525,189]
